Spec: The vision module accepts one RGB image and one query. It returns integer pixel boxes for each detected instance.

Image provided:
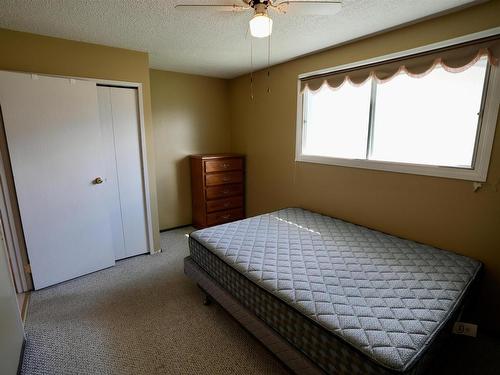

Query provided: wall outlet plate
[453,322,478,337]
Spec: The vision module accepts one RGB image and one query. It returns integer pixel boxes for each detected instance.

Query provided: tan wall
[150,69,230,230]
[228,1,500,331]
[0,28,161,251]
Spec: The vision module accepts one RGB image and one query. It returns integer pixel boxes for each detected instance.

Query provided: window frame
[295,28,500,182]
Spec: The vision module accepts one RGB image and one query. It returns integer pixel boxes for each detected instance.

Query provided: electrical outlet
[453,322,478,337]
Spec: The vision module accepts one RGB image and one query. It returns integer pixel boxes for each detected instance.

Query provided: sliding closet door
[97,86,148,259]
[0,71,115,289]
[97,88,127,260]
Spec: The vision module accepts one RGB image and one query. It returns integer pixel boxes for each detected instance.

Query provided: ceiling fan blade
[175,4,250,12]
[271,1,342,16]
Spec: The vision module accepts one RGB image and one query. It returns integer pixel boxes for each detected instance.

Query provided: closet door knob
[93,177,104,185]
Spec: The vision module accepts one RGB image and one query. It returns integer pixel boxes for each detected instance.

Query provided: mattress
[189,208,481,374]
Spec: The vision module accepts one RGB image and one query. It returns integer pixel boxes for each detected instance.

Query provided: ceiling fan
[175,0,343,38]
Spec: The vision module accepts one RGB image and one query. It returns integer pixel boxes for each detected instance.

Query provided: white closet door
[97,88,127,260]
[98,86,148,259]
[0,71,115,289]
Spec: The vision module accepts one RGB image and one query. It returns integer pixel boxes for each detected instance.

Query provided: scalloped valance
[300,36,500,93]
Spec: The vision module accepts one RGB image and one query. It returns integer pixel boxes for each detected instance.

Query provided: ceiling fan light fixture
[249,12,273,38]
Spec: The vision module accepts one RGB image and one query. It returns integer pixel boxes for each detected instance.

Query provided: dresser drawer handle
[222,214,230,219]
[223,190,229,194]
[222,163,230,168]
[222,177,230,182]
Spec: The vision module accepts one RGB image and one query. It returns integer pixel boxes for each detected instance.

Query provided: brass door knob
[93,177,104,185]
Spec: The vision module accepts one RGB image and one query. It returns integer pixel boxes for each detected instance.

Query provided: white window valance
[300,36,500,93]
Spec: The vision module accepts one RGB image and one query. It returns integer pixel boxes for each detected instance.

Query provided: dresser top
[190,153,245,160]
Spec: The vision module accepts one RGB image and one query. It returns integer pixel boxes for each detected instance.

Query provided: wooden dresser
[190,154,245,228]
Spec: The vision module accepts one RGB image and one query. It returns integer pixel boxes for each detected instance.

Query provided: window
[296,35,500,181]
[303,79,371,159]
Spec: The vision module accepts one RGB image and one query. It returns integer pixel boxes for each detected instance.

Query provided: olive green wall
[0,28,161,251]
[228,0,500,331]
[150,69,230,230]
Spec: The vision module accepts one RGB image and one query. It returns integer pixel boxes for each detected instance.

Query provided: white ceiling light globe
[249,13,273,38]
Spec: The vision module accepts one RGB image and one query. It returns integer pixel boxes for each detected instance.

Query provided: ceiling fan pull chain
[267,23,271,94]
[250,73,254,100]
[250,33,255,100]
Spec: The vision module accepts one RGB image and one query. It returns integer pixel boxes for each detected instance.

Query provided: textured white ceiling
[0,0,481,78]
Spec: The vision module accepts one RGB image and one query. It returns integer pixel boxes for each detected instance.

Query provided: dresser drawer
[205,171,243,186]
[207,208,244,226]
[206,184,243,200]
[205,158,243,173]
[206,196,243,213]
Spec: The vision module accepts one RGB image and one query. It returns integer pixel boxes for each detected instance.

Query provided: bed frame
[184,256,324,375]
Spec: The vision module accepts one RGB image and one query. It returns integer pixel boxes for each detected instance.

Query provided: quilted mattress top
[190,208,481,371]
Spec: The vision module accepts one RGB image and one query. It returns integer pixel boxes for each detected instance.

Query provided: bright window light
[370,59,487,167]
[303,81,371,159]
[300,56,491,178]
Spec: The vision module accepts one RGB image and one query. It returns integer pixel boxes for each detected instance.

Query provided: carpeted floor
[20,227,289,375]
[20,227,500,375]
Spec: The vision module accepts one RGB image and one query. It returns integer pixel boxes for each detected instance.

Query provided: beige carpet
[20,227,289,375]
[19,226,500,375]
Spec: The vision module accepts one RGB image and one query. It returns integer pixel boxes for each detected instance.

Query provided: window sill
[295,154,488,181]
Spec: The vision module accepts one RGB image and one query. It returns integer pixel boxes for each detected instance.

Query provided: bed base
[184,256,324,375]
